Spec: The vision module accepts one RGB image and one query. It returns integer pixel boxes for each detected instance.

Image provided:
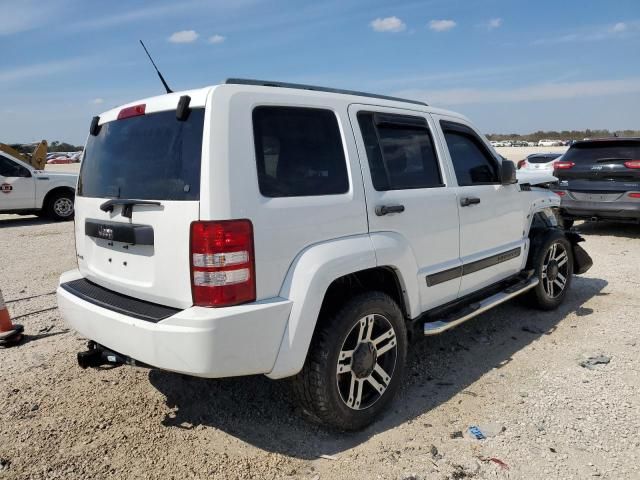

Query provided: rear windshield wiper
[100,199,161,218]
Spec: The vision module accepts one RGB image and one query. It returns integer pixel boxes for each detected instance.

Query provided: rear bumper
[560,198,640,220]
[57,269,292,378]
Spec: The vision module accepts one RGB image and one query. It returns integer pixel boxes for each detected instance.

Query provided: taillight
[117,104,146,120]
[624,160,640,169]
[554,161,575,170]
[190,220,256,307]
[628,192,640,198]
[517,159,527,169]
[555,191,567,196]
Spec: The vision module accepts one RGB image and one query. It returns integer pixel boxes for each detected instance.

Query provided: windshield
[78,108,204,200]
[562,140,640,164]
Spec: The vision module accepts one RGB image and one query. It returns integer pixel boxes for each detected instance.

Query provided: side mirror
[501,160,517,185]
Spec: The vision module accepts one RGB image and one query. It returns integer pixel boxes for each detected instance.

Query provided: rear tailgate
[75,92,208,309]
[555,139,640,193]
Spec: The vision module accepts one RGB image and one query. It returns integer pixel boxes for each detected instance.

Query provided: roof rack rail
[224,78,428,106]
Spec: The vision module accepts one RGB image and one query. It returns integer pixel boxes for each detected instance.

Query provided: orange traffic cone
[0,289,23,347]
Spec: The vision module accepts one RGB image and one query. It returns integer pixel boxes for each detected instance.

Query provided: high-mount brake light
[190,220,256,307]
[554,161,575,170]
[117,104,146,120]
[624,160,640,169]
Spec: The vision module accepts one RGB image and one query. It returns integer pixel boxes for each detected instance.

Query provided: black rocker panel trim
[426,247,522,286]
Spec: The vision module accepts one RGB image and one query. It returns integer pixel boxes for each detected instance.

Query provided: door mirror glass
[501,160,517,185]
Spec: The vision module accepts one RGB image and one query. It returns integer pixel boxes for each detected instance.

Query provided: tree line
[8,141,84,155]
[486,129,640,142]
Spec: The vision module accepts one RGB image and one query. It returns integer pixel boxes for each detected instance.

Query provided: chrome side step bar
[423,276,539,336]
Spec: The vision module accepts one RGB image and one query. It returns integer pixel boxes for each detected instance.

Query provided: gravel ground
[495,146,568,162]
[1,213,638,480]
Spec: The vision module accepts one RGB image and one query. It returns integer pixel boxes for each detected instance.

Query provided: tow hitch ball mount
[77,341,147,369]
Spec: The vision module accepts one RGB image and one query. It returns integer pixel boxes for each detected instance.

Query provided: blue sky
[2,0,639,144]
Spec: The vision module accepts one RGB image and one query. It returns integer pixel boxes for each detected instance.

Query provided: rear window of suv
[527,153,562,164]
[78,109,205,200]
[252,106,349,197]
[562,140,640,163]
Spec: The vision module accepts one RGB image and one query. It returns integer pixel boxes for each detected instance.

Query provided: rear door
[556,140,640,197]
[75,103,206,309]
[0,155,35,209]
[349,105,461,311]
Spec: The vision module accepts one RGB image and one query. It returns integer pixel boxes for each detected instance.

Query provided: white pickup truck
[58,80,592,430]
[0,152,76,220]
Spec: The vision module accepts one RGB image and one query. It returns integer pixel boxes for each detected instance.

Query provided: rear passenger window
[357,112,443,191]
[441,122,500,186]
[253,106,349,197]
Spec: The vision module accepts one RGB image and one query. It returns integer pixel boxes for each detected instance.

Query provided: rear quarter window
[252,106,349,197]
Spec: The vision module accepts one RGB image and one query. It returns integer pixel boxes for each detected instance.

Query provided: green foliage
[48,141,83,152]
[8,141,83,154]
[486,130,640,142]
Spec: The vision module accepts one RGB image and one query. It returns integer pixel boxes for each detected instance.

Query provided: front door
[0,155,35,210]
[349,105,461,312]
[433,115,525,296]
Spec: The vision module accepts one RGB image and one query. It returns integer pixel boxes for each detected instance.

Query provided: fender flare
[527,219,593,276]
[267,232,422,379]
[267,234,377,379]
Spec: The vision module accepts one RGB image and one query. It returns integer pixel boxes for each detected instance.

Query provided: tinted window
[0,156,29,177]
[357,112,442,190]
[78,109,204,200]
[562,141,640,163]
[253,107,349,197]
[442,127,500,185]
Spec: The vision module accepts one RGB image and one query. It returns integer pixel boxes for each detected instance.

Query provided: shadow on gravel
[149,275,607,460]
[0,216,52,228]
[574,221,640,239]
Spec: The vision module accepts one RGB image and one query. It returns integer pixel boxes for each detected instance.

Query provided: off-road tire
[45,191,74,221]
[524,229,573,310]
[292,292,407,431]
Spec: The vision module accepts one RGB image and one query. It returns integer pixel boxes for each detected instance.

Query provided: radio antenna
[139,40,173,94]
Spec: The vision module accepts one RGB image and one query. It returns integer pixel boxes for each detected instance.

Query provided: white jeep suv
[57,80,592,430]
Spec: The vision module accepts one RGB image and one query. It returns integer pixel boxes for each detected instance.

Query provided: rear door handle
[460,196,481,207]
[375,204,405,216]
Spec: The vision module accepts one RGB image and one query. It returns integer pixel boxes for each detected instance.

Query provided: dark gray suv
[553,138,640,228]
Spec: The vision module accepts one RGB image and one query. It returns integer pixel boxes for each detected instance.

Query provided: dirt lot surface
[1,214,638,480]
[495,146,567,161]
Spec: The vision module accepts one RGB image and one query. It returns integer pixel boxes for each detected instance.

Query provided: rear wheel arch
[318,267,409,324]
[302,267,410,370]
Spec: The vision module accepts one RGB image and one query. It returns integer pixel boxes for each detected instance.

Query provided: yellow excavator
[0,140,48,170]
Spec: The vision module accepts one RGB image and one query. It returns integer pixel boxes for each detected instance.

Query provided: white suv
[57,80,592,430]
